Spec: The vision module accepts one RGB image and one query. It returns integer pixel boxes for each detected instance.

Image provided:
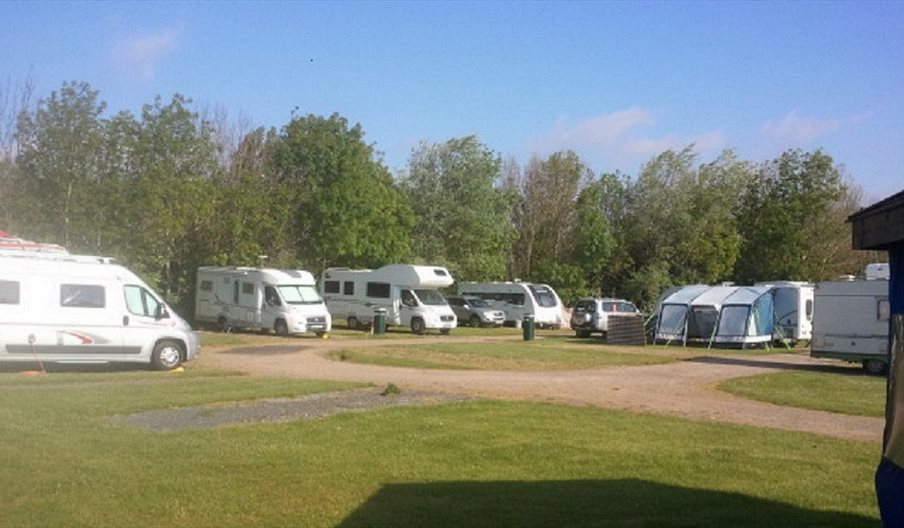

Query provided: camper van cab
[195,267,331,337]
[321,264,457,334]
[0,252,198,370]
[457,281,566,328]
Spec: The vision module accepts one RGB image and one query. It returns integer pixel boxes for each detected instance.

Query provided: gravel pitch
[113,388,472,432]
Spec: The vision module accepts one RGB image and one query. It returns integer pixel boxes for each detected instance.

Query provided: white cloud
[528,108,726,162]
[111,27,180,80]
[761,110,868,144]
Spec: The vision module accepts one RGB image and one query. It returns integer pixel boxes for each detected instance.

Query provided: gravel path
[198,335,885,443]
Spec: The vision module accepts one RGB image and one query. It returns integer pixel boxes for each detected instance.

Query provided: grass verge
[719,370,886,417]
[0,371,879,527]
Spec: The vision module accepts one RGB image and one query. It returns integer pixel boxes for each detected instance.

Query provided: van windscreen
[278,285,323,304]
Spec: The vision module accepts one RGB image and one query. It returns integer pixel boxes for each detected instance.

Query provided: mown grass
[327,341,677,370]
[0,371,879,527]
[719,370,886,417]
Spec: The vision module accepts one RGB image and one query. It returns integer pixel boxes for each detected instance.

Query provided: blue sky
[3,1,902,200]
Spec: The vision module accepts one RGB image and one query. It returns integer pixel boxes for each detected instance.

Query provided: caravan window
[199,280,213,292]
[343,281,354,295]
[0,280,19,304]
[124,285,162,317]
[61,284,105,308]
[528,285,557,308]
[366,282,391,298]
[323,280,340,294]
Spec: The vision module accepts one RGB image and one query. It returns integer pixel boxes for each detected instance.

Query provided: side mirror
[155,304,170,320]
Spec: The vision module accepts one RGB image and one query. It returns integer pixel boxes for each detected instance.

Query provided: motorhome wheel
[274,319,289,337]
[348,316,361,330]
[151,341,183,371]
[469,315,481,327]
[411,318,426,335]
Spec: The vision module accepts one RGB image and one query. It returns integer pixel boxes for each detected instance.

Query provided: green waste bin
[373,308,387,335]
[522,313,535,341]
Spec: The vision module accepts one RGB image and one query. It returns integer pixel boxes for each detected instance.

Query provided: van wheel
[274,319,289,337]
[440,328,451,335]
[217,316,230,333]
[469,315,482,327]
[863,359,888,376]
[152,341,183,371]
[411,318,426,335]
[348,317,361,330]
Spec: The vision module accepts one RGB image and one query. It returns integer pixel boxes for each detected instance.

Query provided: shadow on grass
[338,479,875,528]
[687,355,867,376]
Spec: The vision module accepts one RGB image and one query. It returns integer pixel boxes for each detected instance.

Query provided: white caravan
[756,281,815,344]
[195,267,331,337]
[811,272,890,374]
[0,252,198,370]
[320,264,457,334]
[456,281,566,328]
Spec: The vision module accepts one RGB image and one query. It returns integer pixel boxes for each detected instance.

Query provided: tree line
[0,81,876,315]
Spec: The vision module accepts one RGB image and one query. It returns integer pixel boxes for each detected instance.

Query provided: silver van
[570,298,641,338]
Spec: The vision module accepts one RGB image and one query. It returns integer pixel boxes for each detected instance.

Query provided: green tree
[270,113,413,270]
[734,149,861,283]
[402,135,515,280]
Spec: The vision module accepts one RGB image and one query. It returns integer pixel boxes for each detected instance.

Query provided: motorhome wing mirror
[155,304,170,320]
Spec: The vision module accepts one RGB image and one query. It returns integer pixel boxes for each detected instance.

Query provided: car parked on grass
[570,297,641,338]
[446,295,506,327]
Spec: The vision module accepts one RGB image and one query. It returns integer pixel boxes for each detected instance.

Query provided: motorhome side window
[124,285,162,317]
[264,286,281,306]
[343,281,354,295]
[366,282,391,298]
[60,284,105,308]
[242,282,254,295]
[324,280,340,294]
[0,280,19,304]
[199,280,213,292]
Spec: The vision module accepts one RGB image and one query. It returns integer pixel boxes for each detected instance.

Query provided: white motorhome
[756,281,815,344]
[811,271,890,374]
[320,264,457,334]
[195,267,331,337]
[0,251,198,370]
[456,281,565,328]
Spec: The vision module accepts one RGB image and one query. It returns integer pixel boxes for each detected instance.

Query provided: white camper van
[0,252,198,370]
[195,267,331,337]
[320,264,457,334]
[811,272,890,374]
[457,281,565,328]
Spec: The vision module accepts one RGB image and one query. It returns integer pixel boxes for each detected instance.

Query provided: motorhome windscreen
[717,305,749,337]
[414,289,447,306]
[528,285,557,308]
[658,304,687,335]
[278,285,323,304]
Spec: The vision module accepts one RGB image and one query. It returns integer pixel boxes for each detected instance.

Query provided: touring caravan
[811,273,890,374]
[195,267,331,337]
[0,251,198,370]
[456,281,566,328]
[320,264,457,334]
[755,281,815,344]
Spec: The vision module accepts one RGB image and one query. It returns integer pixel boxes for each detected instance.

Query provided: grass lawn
[0,369,880,527]
[327,341,677,370]
[719,370,886,417]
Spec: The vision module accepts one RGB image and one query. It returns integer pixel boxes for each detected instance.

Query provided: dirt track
[199,334,885,443]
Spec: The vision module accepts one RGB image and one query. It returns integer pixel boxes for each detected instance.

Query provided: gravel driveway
[198,335,884,443]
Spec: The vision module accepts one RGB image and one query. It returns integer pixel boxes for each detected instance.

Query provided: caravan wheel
[863,359,888,376]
